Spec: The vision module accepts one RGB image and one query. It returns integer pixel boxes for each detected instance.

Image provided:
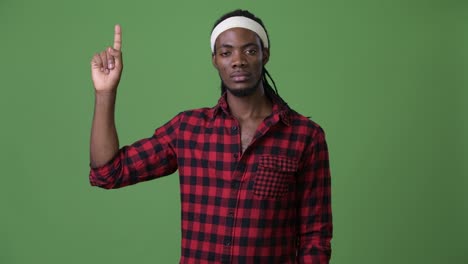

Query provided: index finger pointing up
[113,24,122,50]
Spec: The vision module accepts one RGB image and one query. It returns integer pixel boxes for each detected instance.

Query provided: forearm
[297,126,333,263]
[90,91,119,168]
[297,182,333,263]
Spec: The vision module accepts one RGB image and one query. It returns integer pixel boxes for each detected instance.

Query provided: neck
[226,84,272,121]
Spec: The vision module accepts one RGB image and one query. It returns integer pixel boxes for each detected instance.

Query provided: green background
[0,0,466,263]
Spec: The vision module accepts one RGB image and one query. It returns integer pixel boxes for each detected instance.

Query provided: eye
[220,51,231,57]
[246,49,257,55]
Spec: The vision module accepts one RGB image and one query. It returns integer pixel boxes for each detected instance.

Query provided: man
[89,9,332,263]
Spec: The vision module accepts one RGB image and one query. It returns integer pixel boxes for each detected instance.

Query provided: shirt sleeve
[296,126,333,263]
[89,113,182,189]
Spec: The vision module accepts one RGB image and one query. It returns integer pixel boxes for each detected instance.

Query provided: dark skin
[212,28,272,152]
[89,25,122,167]
[89,26,273,167]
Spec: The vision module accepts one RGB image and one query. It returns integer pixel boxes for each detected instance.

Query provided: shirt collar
[210,92,291,126]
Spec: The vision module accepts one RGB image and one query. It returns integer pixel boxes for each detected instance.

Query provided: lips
[230,71,251,82]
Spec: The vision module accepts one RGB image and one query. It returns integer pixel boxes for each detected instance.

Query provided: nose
[231,51,247,68]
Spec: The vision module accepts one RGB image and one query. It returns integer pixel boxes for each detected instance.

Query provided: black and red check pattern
[90,93,332,263]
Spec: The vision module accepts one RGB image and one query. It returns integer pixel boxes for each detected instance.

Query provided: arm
[89,24,123,168]
[297,126,333,263]
[89,114,180,189]
[88,25,179,189]
[90,91,119,168]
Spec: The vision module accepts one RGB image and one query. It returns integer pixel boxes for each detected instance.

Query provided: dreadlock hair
[212,9,284,103]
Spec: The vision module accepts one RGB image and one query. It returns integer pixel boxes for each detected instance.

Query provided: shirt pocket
[253,155,298,199]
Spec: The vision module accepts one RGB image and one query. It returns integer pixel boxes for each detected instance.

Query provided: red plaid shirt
[90,93,332,263]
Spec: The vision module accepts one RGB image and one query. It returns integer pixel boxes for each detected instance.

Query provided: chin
[223,79,261,97]
[225,84,258,97]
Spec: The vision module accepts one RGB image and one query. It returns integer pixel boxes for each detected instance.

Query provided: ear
[212,53,219,70]
[262,47,270,65]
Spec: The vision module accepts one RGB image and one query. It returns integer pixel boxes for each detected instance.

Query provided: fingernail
[109,64,114,69]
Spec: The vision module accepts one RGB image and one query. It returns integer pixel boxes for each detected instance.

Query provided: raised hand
[91,24,123,93]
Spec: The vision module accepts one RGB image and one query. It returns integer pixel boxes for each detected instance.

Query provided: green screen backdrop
[0,0,466,263]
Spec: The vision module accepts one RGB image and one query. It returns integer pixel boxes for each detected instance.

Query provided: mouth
[230,71,251,82]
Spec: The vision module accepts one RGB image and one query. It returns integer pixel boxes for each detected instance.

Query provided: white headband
[210,16,269,53]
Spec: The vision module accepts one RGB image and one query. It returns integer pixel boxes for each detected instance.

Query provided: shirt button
[233,153,238,159]
[224,239,231,246]
[231,181,239,188]
[231,126,238,133]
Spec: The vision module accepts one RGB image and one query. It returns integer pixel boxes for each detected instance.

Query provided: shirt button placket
[224,123,240,263]
[231,125,238,133]
[231,124,240,160]
[222,234,233,263]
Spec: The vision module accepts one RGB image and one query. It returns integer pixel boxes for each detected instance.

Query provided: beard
[221,77,262,98]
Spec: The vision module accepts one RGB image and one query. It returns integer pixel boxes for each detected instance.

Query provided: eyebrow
[219,42,260,49]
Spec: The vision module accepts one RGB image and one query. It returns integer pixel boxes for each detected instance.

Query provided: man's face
[212,27,269,97]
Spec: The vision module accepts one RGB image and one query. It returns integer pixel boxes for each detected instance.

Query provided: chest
[176,115,304,187]
[177,114,300,161]
[239,119,263,153]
